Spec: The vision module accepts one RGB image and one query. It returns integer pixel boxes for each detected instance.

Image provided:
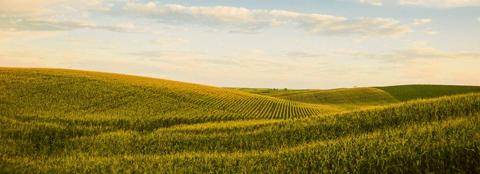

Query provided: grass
[1,67,480,173]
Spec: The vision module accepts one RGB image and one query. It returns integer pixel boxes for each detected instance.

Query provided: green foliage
[238,87,400,110]
[241,85,480,110]
[277,87,398,107]
[0,68,340,127]
[233,87,311,96]
[377,84,480,101]
[1,68,480,173]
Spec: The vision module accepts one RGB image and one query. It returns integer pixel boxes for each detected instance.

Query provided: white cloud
[353,42,480,62]
[358,0,480,8]
[335,43,480,86]
[400,56,480,85]
[305,17,410,36]
[411,19,436,35]
[125,3,256,23]
[413,18,432,25]
[359,0,384,6]
[0,0,61,15]
[398,0,480,8]
[0,1,413,37]
[0,16,136,32]
[0,0,104,16]
[423,29,438,35]
[123,2,411,37]
[0,0,138,33]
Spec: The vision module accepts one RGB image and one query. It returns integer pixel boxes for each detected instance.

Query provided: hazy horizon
[1,0,479,88]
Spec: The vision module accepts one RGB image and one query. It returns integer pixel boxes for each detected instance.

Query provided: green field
[238,87,399,110]
[1,68,480,173]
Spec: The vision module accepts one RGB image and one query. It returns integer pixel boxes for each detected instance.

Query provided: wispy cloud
[125,2,257,23]
[0,0,104,16]
[399,0,480,8]
[422,29,438,35]
[343,42,480,63]
[0,0,60,15]
[413,18,432,25]
[391,46,480,60]
[330,43,480,85]
[1,0,478,88]
[359,0,384,6]
[358,0,480,8]
[286,52,325,59]
[0,0,130,33]
[0,1,416,37]
[0,16,134,32]
[122,2,411,37]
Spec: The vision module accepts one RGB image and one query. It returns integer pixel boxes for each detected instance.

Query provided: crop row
[1,94,480,173]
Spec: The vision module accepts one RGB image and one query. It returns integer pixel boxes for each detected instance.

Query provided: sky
[0,0,479,89]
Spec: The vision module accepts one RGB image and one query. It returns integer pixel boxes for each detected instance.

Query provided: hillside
[275,87,398,108]
[0,68,340,128]
[2,92,480,173]
[233,88,315,97]
[239,85,480,109]
[1,68,480,173]
[377,84,480,101]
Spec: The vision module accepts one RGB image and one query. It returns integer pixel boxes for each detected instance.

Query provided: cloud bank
[358,0,480,8]
[399,0,480,8]
[123,2,411,36]
[0,1,418,37]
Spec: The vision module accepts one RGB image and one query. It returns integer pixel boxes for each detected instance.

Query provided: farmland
[1,68,480,173]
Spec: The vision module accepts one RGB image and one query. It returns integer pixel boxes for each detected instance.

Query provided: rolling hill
[270,87,398,108]
[0,68,341,129]
[1,67,480,173]
[238,85,480,110]
[377,84,480,101]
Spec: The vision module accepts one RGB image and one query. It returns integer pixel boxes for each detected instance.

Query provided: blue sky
[1,0,479,88]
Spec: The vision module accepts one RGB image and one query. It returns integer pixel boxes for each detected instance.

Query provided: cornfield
[1,68,480,173]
